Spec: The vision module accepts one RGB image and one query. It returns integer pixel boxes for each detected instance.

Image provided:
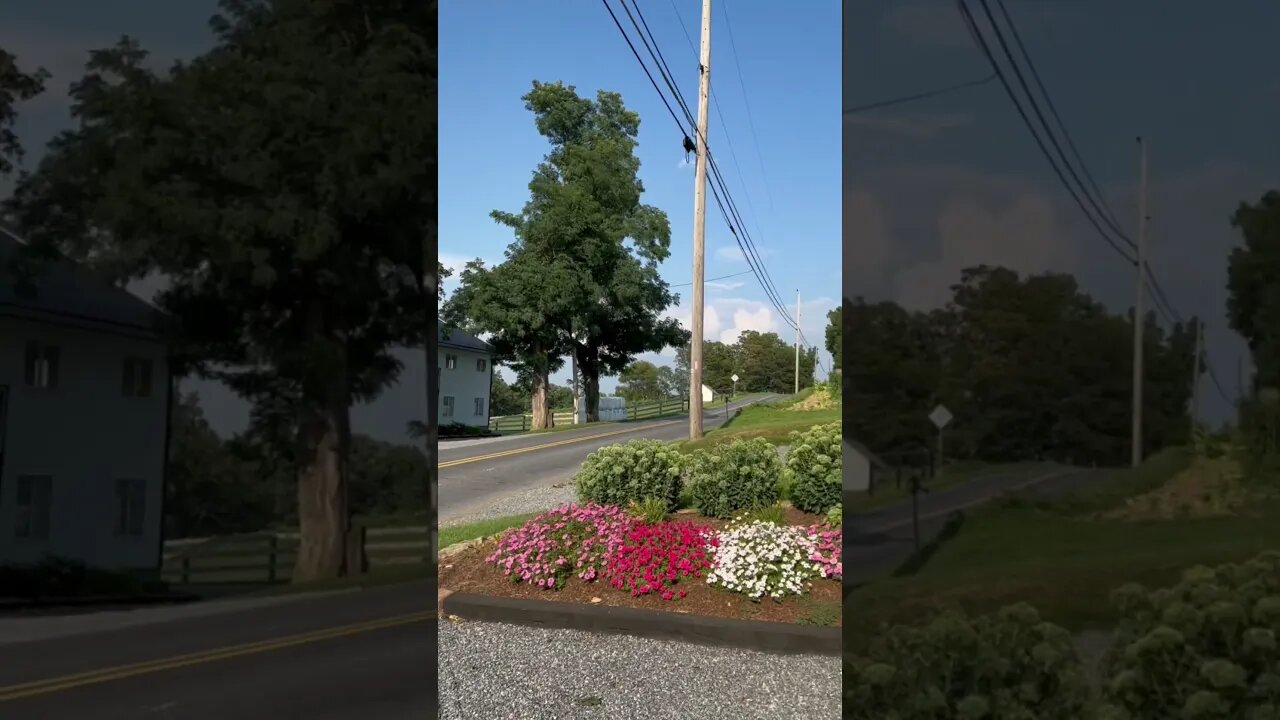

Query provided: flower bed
[439,502,842,626]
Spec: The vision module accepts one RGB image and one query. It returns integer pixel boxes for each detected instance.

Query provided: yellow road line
[0,609,435,702]
[438,420,683,469]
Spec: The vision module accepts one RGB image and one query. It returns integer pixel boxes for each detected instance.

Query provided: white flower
[706,521,824,600]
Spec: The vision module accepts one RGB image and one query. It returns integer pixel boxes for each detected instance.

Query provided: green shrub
[1099,551,1280,718]
[573,439,683,510]
[786,422,841,513]
[845,603,1091,719]
[625,496,669,524]
[686,438,783,518]
[825,502,841,528]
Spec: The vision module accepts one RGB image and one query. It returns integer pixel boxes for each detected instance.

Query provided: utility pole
[793,289,801,394]
[1237,354,1245,406]
[687,0,712,440]
[1131,136,1148,468]
[571,346,580,425]
[1190,319,1202,432]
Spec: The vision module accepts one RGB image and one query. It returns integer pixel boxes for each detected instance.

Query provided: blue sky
[845,0,1280,427]
[440,1,842,391]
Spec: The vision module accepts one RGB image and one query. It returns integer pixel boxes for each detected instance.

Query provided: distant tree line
[846,265,1201,466]
[166,394,427,539]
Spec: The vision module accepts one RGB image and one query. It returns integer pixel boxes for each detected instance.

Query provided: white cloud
[706,280,745,292]
[714,245,745,263]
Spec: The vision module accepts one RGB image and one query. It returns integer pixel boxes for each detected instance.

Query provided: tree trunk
[292,337,351,583]
[574,341,602,422]
[531,367,552,430]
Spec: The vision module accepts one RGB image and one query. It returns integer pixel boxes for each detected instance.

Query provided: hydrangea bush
[845,604,1091,719]
[707,520,828,601]
[485,503,631,589]
[786,422,841,514]
[1099,551,1280,718]
[574,439,684,511]
[686,437,783,518]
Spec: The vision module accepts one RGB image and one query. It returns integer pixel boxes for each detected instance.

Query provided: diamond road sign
[929,404,953,430]
[731,374,739,383]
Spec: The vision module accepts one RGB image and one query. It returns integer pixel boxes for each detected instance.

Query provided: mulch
[437,506,841,627]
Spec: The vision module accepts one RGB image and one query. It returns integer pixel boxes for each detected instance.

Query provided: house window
[115,478,146,536]
[442,396,455,418]
[445,354,457,370]
[474,397,485,416]
[24,343,59,389]
[477,358,487,372]
[122,357,153,397]
[15,475,51,539]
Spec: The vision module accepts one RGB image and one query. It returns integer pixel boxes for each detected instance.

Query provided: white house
[437,326,494,427]
[0,225,169,572]
[844,439,886,493]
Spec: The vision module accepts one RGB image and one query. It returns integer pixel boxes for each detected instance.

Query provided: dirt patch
[1105,454,1251,520]
[437,508,841,627]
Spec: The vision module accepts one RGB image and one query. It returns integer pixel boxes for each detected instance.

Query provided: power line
[669,269,753,287]
[719,0,776,219]
[989,0,1127,239]
[601,0,793,330]
[954,0,1137,264]
[844,73,997,115]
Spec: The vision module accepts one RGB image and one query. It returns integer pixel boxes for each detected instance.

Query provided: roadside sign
[929,404,953,430]
[731,374,739,383]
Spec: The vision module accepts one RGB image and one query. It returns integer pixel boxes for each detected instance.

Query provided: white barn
[437,327,494,427]
[0,225,169,572]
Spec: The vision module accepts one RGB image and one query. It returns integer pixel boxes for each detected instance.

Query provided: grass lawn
[249,563,433,597]
[845,447,1280,650]
[439,513,538,550]
[677,398,839,453]
[846,461,1049,513]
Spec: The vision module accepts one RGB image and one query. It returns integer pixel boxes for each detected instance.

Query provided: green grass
[847,461,1049,513]
[439,513,538,549]
[677,398,839,453]
[845,447,1278,650]
[247,563,433,597]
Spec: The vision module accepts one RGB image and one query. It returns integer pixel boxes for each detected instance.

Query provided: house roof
[845,438,890,470]
[0,223,165,336]
[439,326,493,353]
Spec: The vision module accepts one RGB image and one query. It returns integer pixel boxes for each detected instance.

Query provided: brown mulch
[438,507,841,627]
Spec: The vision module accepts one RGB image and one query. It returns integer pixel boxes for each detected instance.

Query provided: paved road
[0,582,433,719]
[439,394,779,521]
[845,464,1113,584]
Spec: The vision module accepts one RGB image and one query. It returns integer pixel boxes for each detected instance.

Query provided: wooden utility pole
[793,289,801,394]
[1131,136,1148,468]
[571,345,580,425]
[688,0,712,440]
[1190,319,1202,431]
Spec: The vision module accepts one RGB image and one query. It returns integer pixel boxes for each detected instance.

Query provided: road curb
[441,592,840,656]
[0,592,201,612]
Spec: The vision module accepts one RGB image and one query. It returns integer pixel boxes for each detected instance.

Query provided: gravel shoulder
[438,619,840,720]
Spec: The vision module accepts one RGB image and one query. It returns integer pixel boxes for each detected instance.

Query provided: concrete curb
[441,592,840,656]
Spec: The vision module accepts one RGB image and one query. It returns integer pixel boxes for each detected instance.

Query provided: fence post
[181,556,190,585]
[524,415,529,432]
[346,522,368,576]
[267,533,278,583]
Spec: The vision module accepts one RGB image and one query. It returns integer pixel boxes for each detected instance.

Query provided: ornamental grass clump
[603,519,717,601]
[707,520,824,601]
[484,503,631,590]
[574,439,684,511]
[1099,550,1280,719]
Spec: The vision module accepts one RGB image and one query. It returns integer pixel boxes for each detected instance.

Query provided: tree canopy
[846,265,1199,466]
[3,0,437,581]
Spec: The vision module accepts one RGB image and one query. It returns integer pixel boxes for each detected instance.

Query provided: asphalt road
[845,464,1114,584]
[0,581,434,719]
[438,394,779,520]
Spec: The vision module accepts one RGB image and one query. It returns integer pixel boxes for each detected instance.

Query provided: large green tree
[482,81,684,422]
[4,1,436,581]
[617,360,663,401]
[1227,191,1280,391]
[825,305,842,368]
